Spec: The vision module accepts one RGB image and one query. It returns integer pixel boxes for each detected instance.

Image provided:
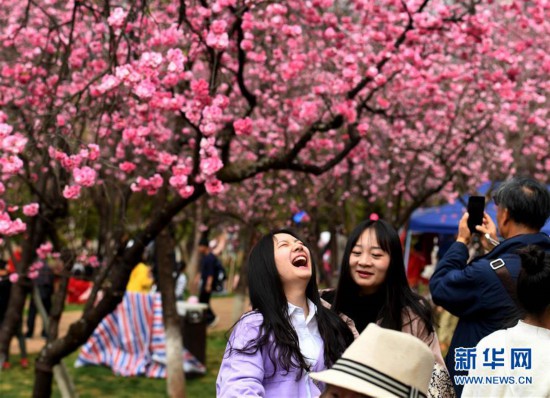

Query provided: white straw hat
[310,323,434,398]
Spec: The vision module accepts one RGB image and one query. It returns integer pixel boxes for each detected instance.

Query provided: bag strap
[489,258,518,303]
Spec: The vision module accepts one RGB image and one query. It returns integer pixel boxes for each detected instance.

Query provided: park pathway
[11,295,246,355]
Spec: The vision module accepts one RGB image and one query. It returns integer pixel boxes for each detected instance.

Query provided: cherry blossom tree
[0,0,549,396]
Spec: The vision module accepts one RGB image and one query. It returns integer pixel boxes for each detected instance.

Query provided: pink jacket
[320,294,455,398]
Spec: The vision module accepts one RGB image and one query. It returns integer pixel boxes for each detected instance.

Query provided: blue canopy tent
[408,200,492,235]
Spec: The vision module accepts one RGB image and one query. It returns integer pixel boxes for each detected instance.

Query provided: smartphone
[467,195,485,234]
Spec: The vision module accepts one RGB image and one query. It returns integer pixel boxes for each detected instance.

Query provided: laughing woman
[217,229,354,398]
[321,219,455,397]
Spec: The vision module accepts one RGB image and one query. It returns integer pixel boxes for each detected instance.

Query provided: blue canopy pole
[403,229,413,272]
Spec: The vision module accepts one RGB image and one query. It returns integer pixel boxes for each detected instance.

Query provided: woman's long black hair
[332,219,434,334]
[228,228,353,378]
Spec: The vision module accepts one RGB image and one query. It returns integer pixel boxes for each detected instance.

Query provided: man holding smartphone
[429,176,550,396]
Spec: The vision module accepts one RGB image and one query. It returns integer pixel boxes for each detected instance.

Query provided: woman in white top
[463,245,550,397]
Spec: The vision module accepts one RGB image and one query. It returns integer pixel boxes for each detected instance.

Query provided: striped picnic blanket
[75,291,206,377]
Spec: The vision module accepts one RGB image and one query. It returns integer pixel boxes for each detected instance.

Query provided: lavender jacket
[216,311,325,397]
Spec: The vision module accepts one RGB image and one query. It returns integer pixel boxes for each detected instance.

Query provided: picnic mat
[75,291,206,377]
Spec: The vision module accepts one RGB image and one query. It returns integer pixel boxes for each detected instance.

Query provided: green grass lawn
[0,331,227,398]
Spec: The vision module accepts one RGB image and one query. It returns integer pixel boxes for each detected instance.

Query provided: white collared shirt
[287,299,323,367]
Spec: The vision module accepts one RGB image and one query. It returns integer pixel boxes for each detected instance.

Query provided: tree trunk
[32,285,77,398]
[187,201,204,294]
[0,281,28,368]
[0,214,47,368]
[156,227,186,398]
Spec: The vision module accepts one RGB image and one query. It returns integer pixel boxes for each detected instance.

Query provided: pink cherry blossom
[63,185,82,200]
[200,157,223,176]
[37,242,53,259]
[134,80,156,99]
[131,174,164,195]
[1,155,24,175]
[73,166,97,187]
[96,75,120,94]
[177,185,195,199]
[120,161,137,173]
[0,123,13,137]
[166,48,186,73]
[206,32,229,50]
[28,270,39,279]
[0,216,26,235]
[108,7,127,29]
[87,255,100,268]
[23,203,39,216]
[233,118,253,136]
[87,144,100,160]
[205,178,224,195]
[1,133,27,154]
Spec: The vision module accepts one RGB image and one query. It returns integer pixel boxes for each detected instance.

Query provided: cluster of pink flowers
[27,261,45,280]
[130,174,164,195]
[0,115,30,237]
[77,253,100,268]
[107,7,127,30]
[206,20,229,50]
[0,214,26,236]
[169,160,195,198]
[63,185,82,200]
[233,118,253,136]
[199,137,224,195]
[200,95,228,136]
[47,145,102,200]
[37,241,53,259]
[73,167,97,187]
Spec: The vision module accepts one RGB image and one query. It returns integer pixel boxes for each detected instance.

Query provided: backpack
[213,259,227,293]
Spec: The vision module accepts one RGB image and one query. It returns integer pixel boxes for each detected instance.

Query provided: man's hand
[476,212,498,250]
[457,212,472,245]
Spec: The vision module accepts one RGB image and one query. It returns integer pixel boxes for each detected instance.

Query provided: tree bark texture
[156,227,186,398]
[0,213,47,367]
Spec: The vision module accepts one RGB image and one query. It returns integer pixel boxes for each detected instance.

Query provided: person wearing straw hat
[311,323,435,398]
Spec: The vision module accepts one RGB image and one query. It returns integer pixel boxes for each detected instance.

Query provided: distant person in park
[0,260,11,322]
[194,236,221,327]
[321,219,454,397]
[126,258,154,294]
[462,245,550,397]
[311,323,435,398]
[173,260,187,301]
[26,262,54,339]
[407,240,428,291]
[429,176,550,396]
[216,229,353,397]
[0,257,29,369]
